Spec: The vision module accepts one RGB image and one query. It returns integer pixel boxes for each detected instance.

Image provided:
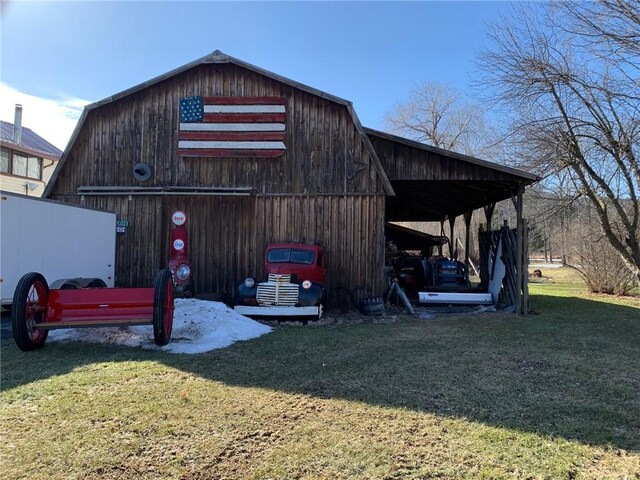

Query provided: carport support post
[484,203,495,232]
[448,216,456,258]
[523,218,529,315]
[439,219,445,256]
[464,211,472,268]
[515,184,524,315]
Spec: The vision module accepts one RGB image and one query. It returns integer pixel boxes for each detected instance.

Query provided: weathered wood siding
[63,194,385,297]
[48,62,387,297]
[369,135,525,182]
[254,194,386,297]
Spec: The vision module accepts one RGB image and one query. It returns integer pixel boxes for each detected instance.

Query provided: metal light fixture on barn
[132,162,152,181]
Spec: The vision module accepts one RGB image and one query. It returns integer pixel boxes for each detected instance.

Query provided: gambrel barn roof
[45,50,394,197]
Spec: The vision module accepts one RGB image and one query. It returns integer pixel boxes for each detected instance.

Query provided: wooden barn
[45,50,537,310]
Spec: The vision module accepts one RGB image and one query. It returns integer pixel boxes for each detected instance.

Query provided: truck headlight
[244,277,255,288]
[302,280,312,289]
[176,264,191,281]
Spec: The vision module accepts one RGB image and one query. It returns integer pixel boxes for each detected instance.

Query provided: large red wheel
[12,272,50,351]
[153,269,174,346]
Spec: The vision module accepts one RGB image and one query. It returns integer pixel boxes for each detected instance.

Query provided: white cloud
[0,83,91,151]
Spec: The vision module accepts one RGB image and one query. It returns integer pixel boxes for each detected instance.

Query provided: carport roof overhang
[365,128,539,222]
[386,179,533,222]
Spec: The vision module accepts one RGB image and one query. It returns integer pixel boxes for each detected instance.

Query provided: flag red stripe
[178,149,285,158]
[178,131,286,141]
[179,96,287,158]
[202,113,287,123]
[202,96,286,105]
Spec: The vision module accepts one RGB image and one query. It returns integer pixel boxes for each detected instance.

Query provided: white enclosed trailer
[0,191,116,305]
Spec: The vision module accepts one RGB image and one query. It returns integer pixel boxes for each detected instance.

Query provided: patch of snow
[48,298,272,354]
[529,263,564,269]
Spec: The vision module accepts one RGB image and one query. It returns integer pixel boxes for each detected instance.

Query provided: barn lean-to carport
[365,128,539,314]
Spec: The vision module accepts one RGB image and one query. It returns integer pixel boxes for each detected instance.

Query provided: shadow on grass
[2,294,639,452]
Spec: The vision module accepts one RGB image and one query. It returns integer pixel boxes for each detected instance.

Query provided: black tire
[85,279,107,288]
[12,272,50,351]
[153,269,174,346]
[359,297,385,316]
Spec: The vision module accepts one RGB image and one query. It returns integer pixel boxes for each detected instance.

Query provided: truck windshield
[267,248,315,265]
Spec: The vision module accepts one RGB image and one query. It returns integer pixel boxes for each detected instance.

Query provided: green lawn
[1,268,639,479]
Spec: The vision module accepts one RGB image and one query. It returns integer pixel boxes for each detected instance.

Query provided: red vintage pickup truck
[233,243,325,320]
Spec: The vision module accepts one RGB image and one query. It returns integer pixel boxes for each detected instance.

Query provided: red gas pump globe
[168,211,192,296]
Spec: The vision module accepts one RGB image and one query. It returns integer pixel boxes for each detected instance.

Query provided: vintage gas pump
[168,210,193,296]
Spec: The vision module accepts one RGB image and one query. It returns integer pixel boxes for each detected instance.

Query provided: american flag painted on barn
[177,96,287,158]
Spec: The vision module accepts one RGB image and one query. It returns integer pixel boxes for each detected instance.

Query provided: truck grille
[257,274,299,306]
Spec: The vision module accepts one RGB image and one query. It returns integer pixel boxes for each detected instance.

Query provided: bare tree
[480,3,640,279]
[383,83,495,157]
[560,0,640,72]
[568,200,636,294]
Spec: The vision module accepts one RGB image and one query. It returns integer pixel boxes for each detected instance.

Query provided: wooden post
[464,210,473,268]
[478,223,488,289]
[484,203,495,232]
[522,218,529,314]
[439,218,445,256]
[448,216,456,258]
[515,184,524,314]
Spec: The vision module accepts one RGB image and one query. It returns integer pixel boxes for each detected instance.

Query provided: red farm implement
[11,269,175,351]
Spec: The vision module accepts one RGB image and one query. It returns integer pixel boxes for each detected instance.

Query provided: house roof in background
[0,121,63,159]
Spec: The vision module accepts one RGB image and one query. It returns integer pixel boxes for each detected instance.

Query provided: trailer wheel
[153,269,174,346]
[12,272,49,351]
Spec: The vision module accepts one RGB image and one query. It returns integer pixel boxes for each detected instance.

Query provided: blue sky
[1,1,514,149]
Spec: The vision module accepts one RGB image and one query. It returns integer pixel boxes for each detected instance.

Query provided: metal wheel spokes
[26,281,47,341]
